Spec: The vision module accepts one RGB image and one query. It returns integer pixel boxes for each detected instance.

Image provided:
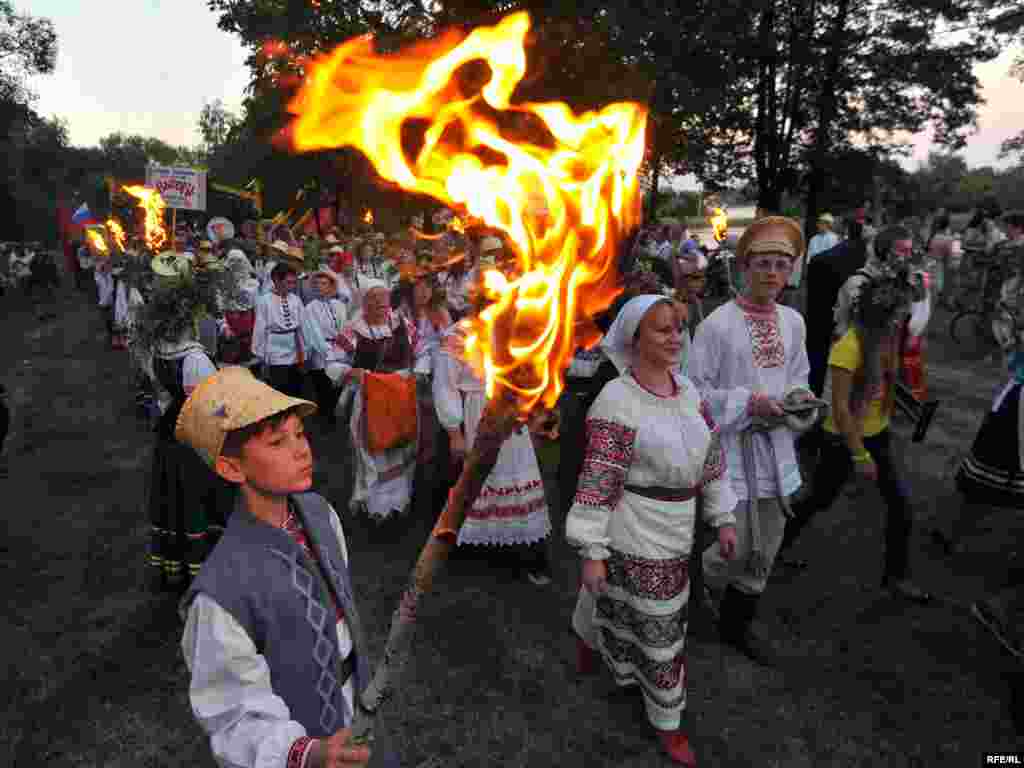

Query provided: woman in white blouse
[567,295,738,767]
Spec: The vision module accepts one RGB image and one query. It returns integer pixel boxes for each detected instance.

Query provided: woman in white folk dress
[567,295,738,766]
[433,317,554,585]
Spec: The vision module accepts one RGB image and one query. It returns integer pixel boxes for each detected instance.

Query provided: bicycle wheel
[949,310,997,355]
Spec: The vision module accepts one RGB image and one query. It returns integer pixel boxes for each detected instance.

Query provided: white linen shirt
[181,506,355,768]
[252,291,310,366]
[301,297,348,370]
[689,300,810,501]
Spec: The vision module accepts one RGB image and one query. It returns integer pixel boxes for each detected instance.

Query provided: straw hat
[735,216,805,266]
[176,366,317,468]
[310,267,340,288]
[151,250,192,278]
[325,234,340,244]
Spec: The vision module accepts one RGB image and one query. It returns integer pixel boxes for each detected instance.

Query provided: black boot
[718,585,782,667]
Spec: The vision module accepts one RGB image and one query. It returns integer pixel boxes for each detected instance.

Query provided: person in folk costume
[219,249,261,366]
[567,295,739,766]
[253,261,312,400]
[176,367,399,768]
[438,236,479,322]
[688,217,821,666]
[392,262,453,476]
[259,240,293,296]
[114,249,156,416]
[301,268,350,429]
[775,262,932,603]
[936,238,1024,552]
[328,246,363,316]
[558,270,663,519]
[93,245,120,347]
[671,248,710,376]
[324,279,423,520]
[143,252,235,591]
[431,250,554,586]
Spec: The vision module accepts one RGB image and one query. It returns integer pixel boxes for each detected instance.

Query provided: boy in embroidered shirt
[689,216,819,666]
[176,366,398,768]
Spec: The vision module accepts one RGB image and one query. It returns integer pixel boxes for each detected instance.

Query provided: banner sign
[145,165,208,211]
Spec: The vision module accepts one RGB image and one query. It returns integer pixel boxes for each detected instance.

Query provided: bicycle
[949,257,1005,357]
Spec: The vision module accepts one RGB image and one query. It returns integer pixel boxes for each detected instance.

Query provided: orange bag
[363,372,418,454]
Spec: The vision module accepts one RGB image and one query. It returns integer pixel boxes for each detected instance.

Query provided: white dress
[433,326,551,547]
[566,372,737,731]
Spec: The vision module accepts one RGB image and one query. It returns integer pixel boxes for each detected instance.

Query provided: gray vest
[182,492,371,736]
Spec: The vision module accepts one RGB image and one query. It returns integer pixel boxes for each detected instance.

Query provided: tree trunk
[804,0,850,242]
[648,154,662,221]
[754,1,780,214]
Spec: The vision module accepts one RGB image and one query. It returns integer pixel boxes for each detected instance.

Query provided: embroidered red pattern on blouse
[287,736,314,768]
[736,298,785,369]
[574,418,636,510]
[698,398,726,486]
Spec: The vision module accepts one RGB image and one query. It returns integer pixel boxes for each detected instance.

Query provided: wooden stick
[349,389,523,745]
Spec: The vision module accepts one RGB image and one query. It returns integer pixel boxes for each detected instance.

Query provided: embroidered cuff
[747,392,768,417]
[580,544,611,561]
[288,736,315,768]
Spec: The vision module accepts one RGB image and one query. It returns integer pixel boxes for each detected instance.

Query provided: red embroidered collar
[735,296,778,316]
[630,370,679,399]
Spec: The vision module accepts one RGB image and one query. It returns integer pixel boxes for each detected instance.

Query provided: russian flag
[71,203,96,225]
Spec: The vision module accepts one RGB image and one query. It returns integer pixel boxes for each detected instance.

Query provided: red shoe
[576,637,598,675]
[657,730,697,767]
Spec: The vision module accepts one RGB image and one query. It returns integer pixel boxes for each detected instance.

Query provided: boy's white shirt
[181,504,354,768]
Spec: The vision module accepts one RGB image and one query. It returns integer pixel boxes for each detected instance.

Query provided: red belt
[624,484,697,502]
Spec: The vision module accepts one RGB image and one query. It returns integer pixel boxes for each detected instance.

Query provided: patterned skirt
[455,428,551,547]
[957,381,1024,508]
[575,549,691,730]
[147,407,235,590]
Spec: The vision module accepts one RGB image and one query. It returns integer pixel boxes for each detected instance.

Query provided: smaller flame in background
[285,11,647,412]
[86,229,108,255]
[711,208,728,243]
[106,218,127,251]
[123,186,168,251]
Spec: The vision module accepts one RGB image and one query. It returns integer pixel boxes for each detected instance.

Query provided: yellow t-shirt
[823,328,890,437]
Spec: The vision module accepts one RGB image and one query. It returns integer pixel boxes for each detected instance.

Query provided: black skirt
[146,403,235,590]
[957,381,1024,508]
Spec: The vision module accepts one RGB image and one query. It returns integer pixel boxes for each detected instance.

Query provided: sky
[23,1,1024,174]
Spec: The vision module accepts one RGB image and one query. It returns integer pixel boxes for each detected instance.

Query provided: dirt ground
[2,266,1022,767]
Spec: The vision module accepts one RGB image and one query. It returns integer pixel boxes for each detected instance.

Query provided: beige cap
[176,366,317,467]
[817,213,835,225]
[736,216,805,265]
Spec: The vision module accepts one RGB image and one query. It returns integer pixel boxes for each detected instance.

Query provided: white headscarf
[599,294,669,374]
[225,248,256,278]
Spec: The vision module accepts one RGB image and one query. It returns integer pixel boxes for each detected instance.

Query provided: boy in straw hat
[689,216,822,666]
[176,366,395,768]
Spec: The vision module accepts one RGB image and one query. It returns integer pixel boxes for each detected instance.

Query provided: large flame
[106,218,127,251]
[363,209,374,225]
[286,11,646,411]
[123,185,168,252]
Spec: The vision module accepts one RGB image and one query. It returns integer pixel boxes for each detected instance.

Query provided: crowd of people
[3,199,1021,767]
